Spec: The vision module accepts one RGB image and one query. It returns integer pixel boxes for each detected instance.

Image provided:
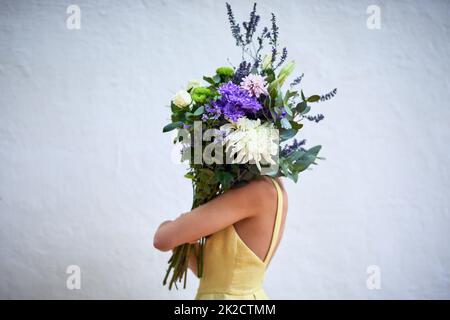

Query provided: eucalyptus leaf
[296,101,308,113]
[280,128,298,141]
[185,112,194,120]
[289,121,303,130]
[307,95,321,103]
[193,106,205,116]
[162,121,183,133]
[280,118,292,129]
[301,105,311,115]
[213,75,221,83]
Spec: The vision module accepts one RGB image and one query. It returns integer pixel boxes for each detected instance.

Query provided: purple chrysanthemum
[209,82,262,122]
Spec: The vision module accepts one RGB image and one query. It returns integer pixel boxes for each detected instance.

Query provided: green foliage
[280,145,322,182]
[276,60,295,86]
[216,66,234,77]
[307,95,321,102]
[215,170,234,190]
[191,87,212,104]
[162,121,183,133]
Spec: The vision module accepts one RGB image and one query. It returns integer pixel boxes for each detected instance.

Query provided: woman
[153,176,288,299]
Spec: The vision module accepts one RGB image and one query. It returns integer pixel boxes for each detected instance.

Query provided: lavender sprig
[306,114,325,123]
[243,3,260,44]
[232,61,251,84]
[320,88,337,101]
[281,139,307,157]
[274,47,288,70]
[290,73,304,87]
[269,13,279,63]
[226,3,244,46]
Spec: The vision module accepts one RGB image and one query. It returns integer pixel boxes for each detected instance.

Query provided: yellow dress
[195,178,283,300]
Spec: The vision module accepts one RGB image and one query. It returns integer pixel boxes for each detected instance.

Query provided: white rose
[186,80,202,91]
[172,90,192,108]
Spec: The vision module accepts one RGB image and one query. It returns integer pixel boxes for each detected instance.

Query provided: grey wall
[0,0,449,299]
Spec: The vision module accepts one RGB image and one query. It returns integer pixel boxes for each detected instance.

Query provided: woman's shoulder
[230,177,284,212]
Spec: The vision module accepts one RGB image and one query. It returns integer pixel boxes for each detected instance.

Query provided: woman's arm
[153,178,274,252]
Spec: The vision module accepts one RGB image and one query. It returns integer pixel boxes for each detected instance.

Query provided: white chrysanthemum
[220,118,279,171]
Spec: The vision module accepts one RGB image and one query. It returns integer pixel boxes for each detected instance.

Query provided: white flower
[186,80,202,91]
[172,90,192,108]
[220,118,279,171]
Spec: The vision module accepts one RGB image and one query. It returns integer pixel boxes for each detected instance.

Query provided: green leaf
[277,60,295,87]
[307,95,321,103]
[280,161,290,176]
[293,145,322,172]
[215,171,233,190]
[185,112,194,120]
[291,171,299,183]
[274,92,284,107]
[193,106,205,116]
[301,105,311,115]
[280,118,292,129]
[213,75,221,84]
[269,107,277,121]
[307,145,322,157]
[284,103,293,117]
[264,69,276,83]
[184,172,194,179]
[289,121,303,130]
[162,121,183,133]
[284,90,298,104]
[287,149,306,162]
[296,101,308,113]
[280,128,298,141]
[171,102,181,113]
[203,76,215,85]
[268,81,279,101]
[301,90,306,101]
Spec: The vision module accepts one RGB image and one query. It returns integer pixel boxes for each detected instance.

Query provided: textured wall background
[0,0,449,299]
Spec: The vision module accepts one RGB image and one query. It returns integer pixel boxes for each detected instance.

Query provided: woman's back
[232,177,288,266]
[195,177,288,300]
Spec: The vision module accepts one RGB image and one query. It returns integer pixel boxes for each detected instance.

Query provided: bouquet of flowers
[161,3,336,290]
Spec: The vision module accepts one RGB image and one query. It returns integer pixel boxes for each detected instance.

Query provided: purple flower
[204,103,221,120]
[306,114,325,123]
[278,108,287,119]
[281,139,306,157]
[240,74,268,98]
[209,82,262,122]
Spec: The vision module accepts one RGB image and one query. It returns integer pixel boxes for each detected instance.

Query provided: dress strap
[263,178,283,266]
